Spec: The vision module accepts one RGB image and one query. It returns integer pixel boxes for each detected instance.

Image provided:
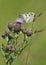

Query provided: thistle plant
[1,22,33,65]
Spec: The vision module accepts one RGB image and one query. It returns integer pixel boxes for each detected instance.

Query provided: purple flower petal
[16,18,23,23]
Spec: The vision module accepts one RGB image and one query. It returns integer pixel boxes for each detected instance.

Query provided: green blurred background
[0,0,46,65]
